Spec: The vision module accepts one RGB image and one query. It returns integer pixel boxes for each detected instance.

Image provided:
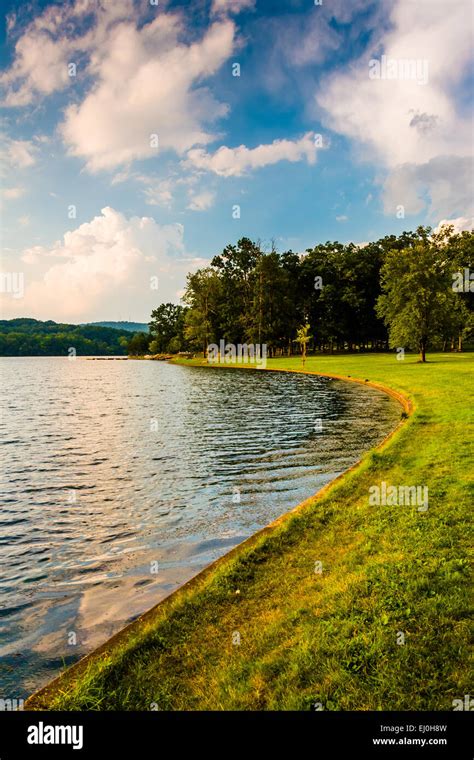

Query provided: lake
[0,358,400,698]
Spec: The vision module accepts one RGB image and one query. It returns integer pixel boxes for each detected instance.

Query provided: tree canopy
[0,319,132,356]
[175,228,473,359]
[3,227,471,359]
[376,226,472,361]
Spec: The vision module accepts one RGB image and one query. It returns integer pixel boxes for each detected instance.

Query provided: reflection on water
[0,358,400,697]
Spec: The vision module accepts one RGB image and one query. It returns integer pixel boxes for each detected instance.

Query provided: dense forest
[0,319,134,356]
[147,226,473,361]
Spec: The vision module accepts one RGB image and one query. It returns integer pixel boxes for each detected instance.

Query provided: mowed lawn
[27,353,473,711]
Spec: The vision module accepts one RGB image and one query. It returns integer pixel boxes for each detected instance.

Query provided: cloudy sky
[1,0,473,322]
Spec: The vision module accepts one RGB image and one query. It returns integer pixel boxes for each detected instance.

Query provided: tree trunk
[419,341,426,362]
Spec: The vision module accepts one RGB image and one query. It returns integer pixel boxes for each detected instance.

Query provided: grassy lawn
[26,353,473,711]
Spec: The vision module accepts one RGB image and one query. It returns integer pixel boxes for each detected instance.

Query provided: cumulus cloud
[1,1,235,173]
[60,16,235,171]
[1,1,325,187]
[380,156,474,219]
[316,0,474,219]
[1,207,202,321]
[435,216,474,234]
[185,132,319,177]
[0,0,136,106]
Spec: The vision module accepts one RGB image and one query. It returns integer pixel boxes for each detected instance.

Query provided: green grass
[26,353,473,711]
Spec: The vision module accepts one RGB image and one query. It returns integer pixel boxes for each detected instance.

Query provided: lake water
[0,358,400,698]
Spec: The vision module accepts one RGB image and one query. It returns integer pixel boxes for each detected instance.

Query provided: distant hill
[85,321,149,333]
[0,318,137,356]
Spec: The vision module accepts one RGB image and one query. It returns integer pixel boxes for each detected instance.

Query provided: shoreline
[25,361,413,709]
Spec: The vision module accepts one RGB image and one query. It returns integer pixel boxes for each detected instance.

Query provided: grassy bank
[26,353,473,710]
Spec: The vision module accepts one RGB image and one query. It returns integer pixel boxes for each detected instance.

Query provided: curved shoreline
[25,364,414,709]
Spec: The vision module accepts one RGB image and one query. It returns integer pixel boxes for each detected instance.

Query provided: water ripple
[0,358,400,697]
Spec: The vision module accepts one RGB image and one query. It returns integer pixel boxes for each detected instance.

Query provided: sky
[0,0,473,323]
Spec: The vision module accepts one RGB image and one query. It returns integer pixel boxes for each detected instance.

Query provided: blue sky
[1,0,473,322]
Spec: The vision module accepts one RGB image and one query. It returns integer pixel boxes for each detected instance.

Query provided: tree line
[147,226,473,362]
[2,226,471,359]
[0,319,130,356]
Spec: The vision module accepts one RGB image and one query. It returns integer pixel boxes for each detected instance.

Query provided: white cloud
[316,0,474,219]
[435,216,474,234]
[335,214,348,222]
[0,0,136,106]
[2,186,25,200]
[110,170,132,186]
[0,33,71,107]
[2,137,38,168]
[211,0,255,16]
[1,2,236,174]
[20,245,45,264]
[1,207,198,321]
[380,156,474,219]
[142,180,175,209]
[187,191,216,211]
[60,15,235,171]
[6,12,16,35]
[185,132,319,177]
[0,137,36,212]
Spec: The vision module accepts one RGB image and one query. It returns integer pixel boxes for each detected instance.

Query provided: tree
[183,268,223,353]
[127,332,150,356]
[0,319,131,356]
[149,303,187,353]
[438,298,471,352]
[211,237,261,343]
[376,227,469,362]
[446,226,474,346]
[146,228,473,363]
[295,323,311,366]
[247,250,297,354]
